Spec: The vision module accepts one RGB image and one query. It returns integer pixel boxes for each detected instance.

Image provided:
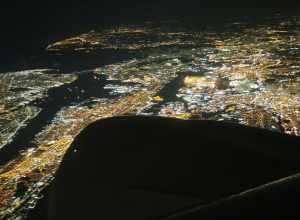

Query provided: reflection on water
[0,14,300,219]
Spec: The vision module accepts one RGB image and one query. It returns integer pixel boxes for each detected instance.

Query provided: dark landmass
[29,116,300,219]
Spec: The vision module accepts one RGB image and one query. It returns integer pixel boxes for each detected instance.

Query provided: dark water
[0,73,115,165]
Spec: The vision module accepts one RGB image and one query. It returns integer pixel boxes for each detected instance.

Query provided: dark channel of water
[0,49,141,74]
[144,71,206,114]
[0,72,118,166]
